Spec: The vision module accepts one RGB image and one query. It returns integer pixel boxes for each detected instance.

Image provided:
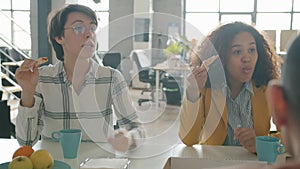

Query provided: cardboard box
[163,157,266,169]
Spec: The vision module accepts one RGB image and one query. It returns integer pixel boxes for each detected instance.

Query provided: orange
[12,145,35,159]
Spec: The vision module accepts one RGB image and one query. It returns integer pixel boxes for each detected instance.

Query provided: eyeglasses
[64,23,97,35]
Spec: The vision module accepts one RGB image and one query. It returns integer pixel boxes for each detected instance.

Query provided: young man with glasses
[15,4,145,152]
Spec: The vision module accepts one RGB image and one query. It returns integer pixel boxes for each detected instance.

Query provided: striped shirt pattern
[16,60,144,146]
[223,81,254,145]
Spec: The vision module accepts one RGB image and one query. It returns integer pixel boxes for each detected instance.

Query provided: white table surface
[0,139,286,169]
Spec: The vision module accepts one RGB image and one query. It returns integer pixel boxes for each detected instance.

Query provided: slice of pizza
[202,55,218,68]
[36,57,48,65]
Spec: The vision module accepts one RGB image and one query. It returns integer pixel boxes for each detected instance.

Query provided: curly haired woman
[179,21,282,153]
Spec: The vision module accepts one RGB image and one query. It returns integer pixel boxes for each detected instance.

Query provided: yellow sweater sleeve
[179,94,204,146]
[179,88,227,146]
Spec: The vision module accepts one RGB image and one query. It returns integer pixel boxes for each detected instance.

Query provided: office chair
[160,73,183,105]
[131,50,163,106]
[102,52,121,70]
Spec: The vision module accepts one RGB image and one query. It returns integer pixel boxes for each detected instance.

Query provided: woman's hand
[15,59,40,107]
[186,65,208,102]
[234,128,256,153]
[108,129,133,152]
[15,59,40,90]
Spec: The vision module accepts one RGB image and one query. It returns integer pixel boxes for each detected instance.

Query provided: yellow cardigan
[179,84,274,146]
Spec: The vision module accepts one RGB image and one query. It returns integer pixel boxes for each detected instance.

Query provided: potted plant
[163,41,183,58]
[163,36,192,67]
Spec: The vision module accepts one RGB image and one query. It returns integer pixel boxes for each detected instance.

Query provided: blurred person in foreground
[15,4,145,152]
[179,21,282,153]
[264,32,300,168]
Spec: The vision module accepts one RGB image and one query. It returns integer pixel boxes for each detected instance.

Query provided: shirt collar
[223,80,254,97]
[57,59,96,83]
[244,80,254,95]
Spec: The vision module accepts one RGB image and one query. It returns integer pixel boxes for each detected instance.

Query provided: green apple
[9,156,33,169]
[30,149,54,169]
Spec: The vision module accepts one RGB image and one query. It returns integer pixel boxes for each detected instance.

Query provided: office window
[220,0,254,12]
[12,0,30,10]
[186,0,219,12]
[185,0,255,37]
[0,11,12,47]
[13,11,31,49]
[256,13,291,30]
[221,14,252,25]
[292,13,300,29]
[185,13,219,37]
[294,0,300,11]
[257,0,292,12]
[11,0,30,48]
[0,0,30,51]
[0,0,109,54]
[185,0,298,38]
[1,0,11,9]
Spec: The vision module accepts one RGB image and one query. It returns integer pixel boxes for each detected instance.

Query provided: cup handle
[52,131,61,141]
[275,144,285,154]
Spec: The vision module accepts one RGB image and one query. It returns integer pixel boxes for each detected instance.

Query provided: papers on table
[80,158,130,169]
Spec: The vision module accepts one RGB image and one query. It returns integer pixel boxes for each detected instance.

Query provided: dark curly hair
[47,4,98,61]
[190,21,281,88]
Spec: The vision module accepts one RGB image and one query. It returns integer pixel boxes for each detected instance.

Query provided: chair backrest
[131,50,154,84]
[131,50,151,70]
[102,52,121,70]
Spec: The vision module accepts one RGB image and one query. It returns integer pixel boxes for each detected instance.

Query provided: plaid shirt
[16,60,145,146]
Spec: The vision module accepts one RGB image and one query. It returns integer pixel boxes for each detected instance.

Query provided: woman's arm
[109,69,146,151]
[16,93,44,146]
[179,93,205,146]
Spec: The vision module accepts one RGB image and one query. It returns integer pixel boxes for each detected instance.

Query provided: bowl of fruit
[0,145,70,169]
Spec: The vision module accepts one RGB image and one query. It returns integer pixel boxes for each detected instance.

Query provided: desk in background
[153,61,190,107]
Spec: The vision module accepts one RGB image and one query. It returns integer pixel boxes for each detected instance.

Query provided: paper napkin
[80,158,130,169]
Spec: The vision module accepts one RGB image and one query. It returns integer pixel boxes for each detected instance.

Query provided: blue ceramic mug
[256,136,285,163]
[52,129,82,159]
